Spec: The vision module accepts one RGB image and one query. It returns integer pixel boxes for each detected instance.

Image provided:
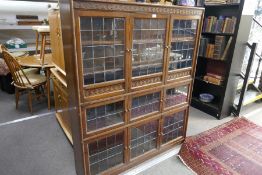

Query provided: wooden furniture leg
[15,88,20,109]
[28,90,33,113]
[40,34,47,66]
[46,68,51,110]
[35,31,39,55]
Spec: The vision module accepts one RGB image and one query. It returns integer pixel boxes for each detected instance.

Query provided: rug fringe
[177,154,198,175]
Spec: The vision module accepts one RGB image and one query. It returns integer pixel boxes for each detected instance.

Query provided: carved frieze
[85,84,123,96]
[74,1,203,16]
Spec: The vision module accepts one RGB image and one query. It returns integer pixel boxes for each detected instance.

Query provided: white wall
[0,0,57,45]
[242,0,257,15]
[0,0,57,25]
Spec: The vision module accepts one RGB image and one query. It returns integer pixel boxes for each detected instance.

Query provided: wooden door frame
[74,10,130,102]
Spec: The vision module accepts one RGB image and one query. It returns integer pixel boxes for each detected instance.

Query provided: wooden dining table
[17,53,54,110]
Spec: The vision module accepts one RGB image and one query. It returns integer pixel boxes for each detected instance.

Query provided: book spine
[204,75,223,85]
[207,73,224,80]
[221,36,233,60]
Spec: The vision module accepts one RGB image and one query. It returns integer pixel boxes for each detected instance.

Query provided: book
[199,37,210,57]
[227,0,240,4]
[204,75,224,85]
[207,73,225,80]
[199,38,206,56]
[213,36,226,60]
[221,36,233,60]
[205,44,215,58]
[203,16,236,33]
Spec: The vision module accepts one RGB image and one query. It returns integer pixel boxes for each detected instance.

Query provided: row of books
[204,73,225,85]
[199,36,232,60]
[203,16,237,34]
[204,0,240,5]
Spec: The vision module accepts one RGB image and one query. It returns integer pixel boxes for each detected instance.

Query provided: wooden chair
[0,44,38,74]
[0,44,7,53]
[2,51,47,113]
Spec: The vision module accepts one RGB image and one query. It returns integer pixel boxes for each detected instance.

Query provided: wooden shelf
[82,40,124,46]
[133,39,164,44]
[172,36,195,42]
[191,97,220,118]
[83,67,123,76]
[192,97,219,111]
[198,56,227,62]
[133,59,162,67]
[202,32,234,36]
[204,3,240,7]
[195,76,224,87]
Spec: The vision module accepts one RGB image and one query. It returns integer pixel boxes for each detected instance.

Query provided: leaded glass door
[161,109,186,145]
[167,17,201,82]
[86,131,125,175]
[76,12,128,100]
[130,15,169,90]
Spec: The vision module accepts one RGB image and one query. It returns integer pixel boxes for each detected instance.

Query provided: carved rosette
[85,84,123,96]
[168,71,191,80]
[74,1,203,16]
[132,77,161,87]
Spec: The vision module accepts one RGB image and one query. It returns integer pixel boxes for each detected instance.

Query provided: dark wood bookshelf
[192,0,245,119]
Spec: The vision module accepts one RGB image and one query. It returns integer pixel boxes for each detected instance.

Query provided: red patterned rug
[178,118,262,175]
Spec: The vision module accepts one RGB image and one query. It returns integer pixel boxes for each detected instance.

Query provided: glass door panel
[80,17,125,85]
[86,101,124,132]
[130,121,158,158]
[88,132,124,175]
[162,111,185,144]
[131,92,160,119]
[165,85,188,108]
[169,20,197,71]
[132,18,166,77]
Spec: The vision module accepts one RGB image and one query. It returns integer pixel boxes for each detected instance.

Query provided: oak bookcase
[49,1,204,175]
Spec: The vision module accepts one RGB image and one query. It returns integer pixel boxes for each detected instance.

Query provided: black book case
[191,0,245,119]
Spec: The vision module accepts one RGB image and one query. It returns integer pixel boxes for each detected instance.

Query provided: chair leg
[35,87,41,101]
[40,85,45,98]
[15,88,20,109]
[28,90,33,114]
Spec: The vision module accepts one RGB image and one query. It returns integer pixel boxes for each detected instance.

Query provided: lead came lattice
[131,121,158,158]
[80,17,125,85]
[86,101,124,131]
[88,132,124,175]
[162,111,185,144]
[169,20,197,70]
[132,18,166,77]
[131,92,160,119]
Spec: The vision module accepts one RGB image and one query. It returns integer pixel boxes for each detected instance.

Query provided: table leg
[35,31,39,55]
[46,68,51,110]
[40,34,46,65]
